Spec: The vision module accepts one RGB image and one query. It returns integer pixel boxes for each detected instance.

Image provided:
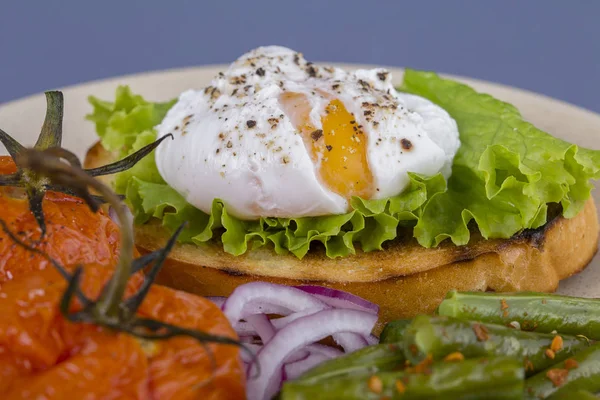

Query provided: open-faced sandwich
[84,46,600,324]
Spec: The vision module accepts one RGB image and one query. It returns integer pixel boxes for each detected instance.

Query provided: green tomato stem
[35,91,64,150]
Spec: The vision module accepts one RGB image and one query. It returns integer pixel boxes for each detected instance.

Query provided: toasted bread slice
[86,141,599,326]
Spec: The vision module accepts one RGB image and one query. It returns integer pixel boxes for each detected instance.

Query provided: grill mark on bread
[448,206,562,264]
[219,267,246,277]
[509,203,562,250]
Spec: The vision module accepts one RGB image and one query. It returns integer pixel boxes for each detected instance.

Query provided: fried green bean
[296,343,405,384]
[380,319,412,344]
[403,315,589,375]
[438,291,600,339]
[281,357,524,400]
[548,390,598,399]
[525,343,600,399]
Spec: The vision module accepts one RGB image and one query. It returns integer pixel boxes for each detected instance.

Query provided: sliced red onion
[285,343,344,365]
[246,308,377,400]
[237,314,343,363]
[284,352,330,381]
[295,285,379,314]
[237,310,365,344]
[239,335,257,344]
[226,285,380,355]
[283,349,310,364]
[304,343,343,358]
[218,282,379,398]
[240,314,344,364]
[239,302,296,317]
[246,314,275,343]
[366,334,379,346]
[223,282,329,325]
[235,321,258,337]
[271,312,375,352]
[332,332,368,353]
[270,308,324,330]
[240,343,262,363]
[283,343,342,365]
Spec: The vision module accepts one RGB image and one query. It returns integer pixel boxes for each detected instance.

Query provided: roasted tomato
[0,157,121,284]
[0,266,245,399]
[0,155,246,399]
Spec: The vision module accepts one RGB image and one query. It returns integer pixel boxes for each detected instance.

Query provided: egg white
[155,46,460,220]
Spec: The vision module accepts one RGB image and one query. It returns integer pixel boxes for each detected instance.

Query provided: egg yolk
[280,93,374,200]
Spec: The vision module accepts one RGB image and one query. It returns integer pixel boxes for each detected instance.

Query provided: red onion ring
[303,344,343,358]
[332,332,368,353]
[239,335,257,344]
[284,352,330,381]
[295,285,379,314]
[246,308,377,400]
[366,334,379,345]
[223,283,372,348]
[271,310,378,351]
[246,314,275,343]
[216,282,379,399]
[232,321,258,337]
[270,308,324,330]
[236,310,353,340]
[240,343,262,363]
[245,314,341,365]
[240,302,296,317]
[223,283,329,324]
[283,343,343,365]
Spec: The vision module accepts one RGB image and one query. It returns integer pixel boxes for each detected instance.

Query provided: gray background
[1,1,599,112]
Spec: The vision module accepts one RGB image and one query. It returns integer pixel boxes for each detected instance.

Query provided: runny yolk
[280,93,374,199]
[319,99,373,199]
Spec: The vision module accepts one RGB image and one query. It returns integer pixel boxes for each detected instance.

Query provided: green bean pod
[548,390,598,400]
[297,343,405,384]
[525,343,600,399]
[438,290,600,339]
[380,319,412,344]
[281,356,524,400]
[403,315,590,375]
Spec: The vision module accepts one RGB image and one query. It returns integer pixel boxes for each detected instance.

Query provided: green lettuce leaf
[401,70,600,246]
[87,73,600,258]
[87,86,176,159]
[122,169,443,259]
[87,86,442,258]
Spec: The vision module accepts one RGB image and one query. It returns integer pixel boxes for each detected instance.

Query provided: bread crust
[85,141,599,326]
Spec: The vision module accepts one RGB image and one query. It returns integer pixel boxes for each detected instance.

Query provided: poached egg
[155,46,460,220]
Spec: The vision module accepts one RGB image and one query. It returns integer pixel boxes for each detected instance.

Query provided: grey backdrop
[2,1,599,113]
